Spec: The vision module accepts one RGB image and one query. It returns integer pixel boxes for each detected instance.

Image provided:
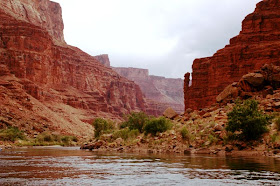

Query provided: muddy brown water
[0,146,280,185]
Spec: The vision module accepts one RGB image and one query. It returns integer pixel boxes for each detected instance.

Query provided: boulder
[163,107,178,119]
[216,84,239,103]
[242,73,264,87]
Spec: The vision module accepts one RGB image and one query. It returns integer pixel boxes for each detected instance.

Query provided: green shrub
[144,117,173,136]
[112,128,139,141]
[60,136,77,145]
[36,132,55,143]
[208,134,218,145]
[226,99,271,141]
[181,127,189,140]
[93,118,114,138]
[275,117,280,131]
[123,112,149,133]
[0,127,25,142]
[34,132,78,146]
[271,133,279,143]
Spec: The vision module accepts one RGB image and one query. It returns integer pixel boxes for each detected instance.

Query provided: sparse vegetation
[181,126,189,141]
[144,117,173,136]
[0,128,78,146]
[93,118,115,138]
[24,132,78,146]
[226,99,271,141]
[208,134,218,145]
[271,133,279,143]
[112,128,139,141]
[275,117,280,131]
[0,127,25,142]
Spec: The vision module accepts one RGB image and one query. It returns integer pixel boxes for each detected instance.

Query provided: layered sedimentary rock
[113,67,184,114]
[0,0,65,44]
[184,0,280,110]
[0,0,147,137]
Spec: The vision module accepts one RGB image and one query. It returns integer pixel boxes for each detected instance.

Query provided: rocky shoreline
[81,64,280,159]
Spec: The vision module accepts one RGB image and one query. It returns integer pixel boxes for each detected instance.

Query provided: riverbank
[81,140,280,159]
[81,96,280,158]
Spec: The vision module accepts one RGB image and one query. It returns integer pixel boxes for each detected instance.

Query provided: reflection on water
[0,147,280,185]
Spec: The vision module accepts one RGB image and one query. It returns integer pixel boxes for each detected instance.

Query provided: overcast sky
[52,0,262,79]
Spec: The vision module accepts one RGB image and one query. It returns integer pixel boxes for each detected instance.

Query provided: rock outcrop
[217,63,280,110]
[184,0,280,110]
[94,54,110,67]
[0,0,147,137]
[113,67,184,114]
[0,0,65,44]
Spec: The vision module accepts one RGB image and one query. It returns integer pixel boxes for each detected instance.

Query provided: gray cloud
[53,0,262,78]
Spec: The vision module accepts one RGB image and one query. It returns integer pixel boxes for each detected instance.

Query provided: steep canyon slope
[0,0,148,137]
[184,0,280,110]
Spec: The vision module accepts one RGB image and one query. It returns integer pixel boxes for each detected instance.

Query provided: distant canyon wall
[113,67,184,114]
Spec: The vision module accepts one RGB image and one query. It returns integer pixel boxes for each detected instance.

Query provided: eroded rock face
[217,64,280,105]
[185,0,280,110]
[0,0,65,44]
[0,0,147,137]
[113,67,184,114]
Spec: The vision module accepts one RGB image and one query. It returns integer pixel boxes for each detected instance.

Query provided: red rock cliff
[0,0,146,137]
[113,67,184,114]
[0,0,65,44]
[184,0,280,110]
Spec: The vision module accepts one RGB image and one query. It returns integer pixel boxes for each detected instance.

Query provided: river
[0,147,280,185]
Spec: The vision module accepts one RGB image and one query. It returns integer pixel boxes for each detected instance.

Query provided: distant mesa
[184,0,280,110]
[94,54,111,67]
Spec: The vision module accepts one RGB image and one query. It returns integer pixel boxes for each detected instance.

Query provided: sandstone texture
[217,64,280,107]
[0,0,148,138]
[113,67,184,114]
[185,0,280,110]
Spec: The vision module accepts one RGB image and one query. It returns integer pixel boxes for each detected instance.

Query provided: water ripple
[0,147,280,185]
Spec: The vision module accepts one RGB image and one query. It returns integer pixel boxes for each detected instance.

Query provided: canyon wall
[0,0,147,137]
[184,0,280,110]
[113,67,184,114]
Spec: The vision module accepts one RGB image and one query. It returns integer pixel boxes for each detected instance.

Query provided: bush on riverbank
[112,128,139,141]
[121,112,149,133]
[144,117,173,136]
[33,132,78,146]
[93,118,115,138]
[92,113,174,144]
[226,99,271,141]
[180,126,189,141]
[0,127,25,142]
[0,127,78,146]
